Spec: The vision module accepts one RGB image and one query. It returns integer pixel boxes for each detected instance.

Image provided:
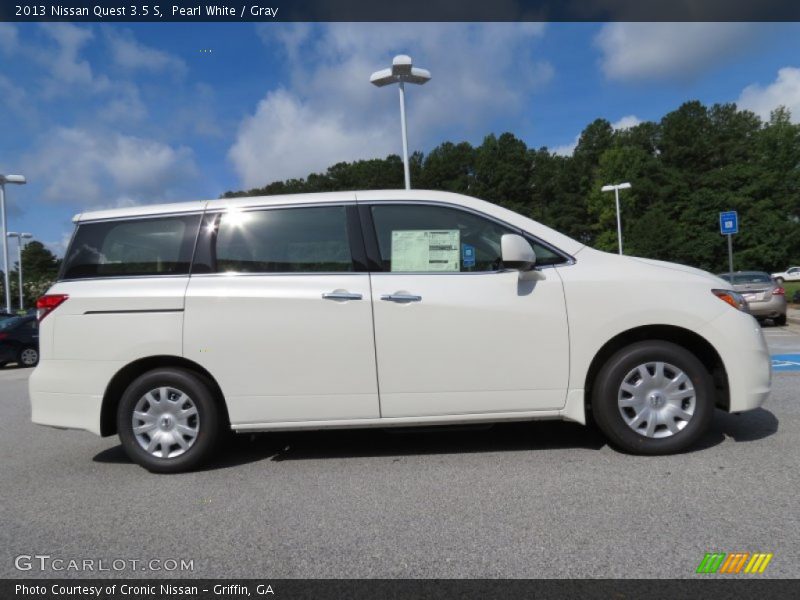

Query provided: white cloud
[231,23,553,188]
[552,134,579,157]
[595,23,755,81]
[105,29,186,73]
[738,67,800,123]
[0,74,34,120]
[612,115,642,130]
[0,23,18,54]
[99,82,147,122]
[38,23,95,87]
[229,89,394,187]
[24,128,198,207]
[552,115,641,157]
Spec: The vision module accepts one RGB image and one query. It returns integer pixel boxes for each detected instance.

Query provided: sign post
[719,211,738,282]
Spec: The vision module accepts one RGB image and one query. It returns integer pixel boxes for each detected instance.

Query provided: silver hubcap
[21,349,38,366]
[618,361,696,438]
[132,387,199,459]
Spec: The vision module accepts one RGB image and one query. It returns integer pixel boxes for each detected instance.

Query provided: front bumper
[698,309,771,412]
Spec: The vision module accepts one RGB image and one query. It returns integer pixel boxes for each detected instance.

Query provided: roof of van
[73,189,585,256]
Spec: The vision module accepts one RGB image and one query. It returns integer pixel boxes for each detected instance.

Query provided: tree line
[3,99,798,310]
[224,100,800,274]
[0,241,61,311]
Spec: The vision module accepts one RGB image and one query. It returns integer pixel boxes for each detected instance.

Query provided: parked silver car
[718,271,787,326]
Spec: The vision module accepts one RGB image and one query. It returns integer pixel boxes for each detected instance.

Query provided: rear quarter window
[61,214,201,280]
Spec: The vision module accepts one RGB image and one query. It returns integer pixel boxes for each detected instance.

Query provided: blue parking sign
[719,211,738,235]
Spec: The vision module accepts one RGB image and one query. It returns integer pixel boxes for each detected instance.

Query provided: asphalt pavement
[2,324,799,579]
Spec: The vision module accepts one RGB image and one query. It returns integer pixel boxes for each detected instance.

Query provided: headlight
[712,289,749,312]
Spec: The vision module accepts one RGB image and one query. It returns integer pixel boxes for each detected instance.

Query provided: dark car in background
[0,316,39,368]
[718,271,787,326]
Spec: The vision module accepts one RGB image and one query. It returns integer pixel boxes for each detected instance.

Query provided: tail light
[773,287,785,296]
[0,333,7,341]
[36,294,68,321]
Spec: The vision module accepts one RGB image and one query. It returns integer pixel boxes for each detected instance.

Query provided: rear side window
[210,206,354,273]
[61,214,201,280]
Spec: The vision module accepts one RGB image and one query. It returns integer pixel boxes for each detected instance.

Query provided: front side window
[61,214,200,280]
[212,206,353,273]
[370,204,566,273]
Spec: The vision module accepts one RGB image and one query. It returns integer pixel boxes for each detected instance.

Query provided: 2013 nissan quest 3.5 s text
[30,190,771,472]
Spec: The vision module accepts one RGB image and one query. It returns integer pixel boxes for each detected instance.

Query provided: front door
[365,203,570,418]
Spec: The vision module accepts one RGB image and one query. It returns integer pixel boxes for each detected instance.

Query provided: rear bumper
[698,309,771,412]
[29,359,124,435]
[747,295,787,319]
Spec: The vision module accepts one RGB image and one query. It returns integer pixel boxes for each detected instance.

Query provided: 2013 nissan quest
[30,190,771,472]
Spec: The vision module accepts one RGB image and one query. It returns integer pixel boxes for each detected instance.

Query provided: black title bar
[3,579,800,599]
[2,0,800,22]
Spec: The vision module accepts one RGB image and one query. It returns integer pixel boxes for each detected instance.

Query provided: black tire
[18,346,39,368]
[591,341,715,455]
[775,277,784,285]
[117,368,222,473]
[774,314,787,326]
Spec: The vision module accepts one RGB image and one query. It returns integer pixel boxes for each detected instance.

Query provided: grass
[783,281,800,306]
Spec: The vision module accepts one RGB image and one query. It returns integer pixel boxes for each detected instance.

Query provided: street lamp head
[0,174,26,185]
[21,233,32,239]
[370,55,431,87]
[369,67,395,87]
[392,54,413,75]
[601,182,632,192]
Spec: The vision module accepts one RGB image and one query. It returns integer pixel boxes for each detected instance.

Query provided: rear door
[183,202,380,426]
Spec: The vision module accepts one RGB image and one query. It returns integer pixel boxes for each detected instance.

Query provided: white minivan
[30,190,771,472]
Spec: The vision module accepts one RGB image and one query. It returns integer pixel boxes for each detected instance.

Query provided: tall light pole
[0,174,26,314]
[7,232,32,311]
[370,55,431,190]
[601,182,632,255]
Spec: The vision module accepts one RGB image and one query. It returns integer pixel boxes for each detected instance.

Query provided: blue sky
[1,22,800,256]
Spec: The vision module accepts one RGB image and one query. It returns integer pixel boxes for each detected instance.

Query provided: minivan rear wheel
[117,368,221,473]
[591,341,714,455]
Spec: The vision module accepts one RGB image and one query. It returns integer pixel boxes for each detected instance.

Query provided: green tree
[5,241,61,310]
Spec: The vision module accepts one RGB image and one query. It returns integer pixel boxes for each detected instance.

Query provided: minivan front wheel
[117,369,221,473]
[592,341,714,455]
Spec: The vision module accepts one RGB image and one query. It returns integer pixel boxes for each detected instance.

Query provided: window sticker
[462,243,476,268]
[391,230,460,272]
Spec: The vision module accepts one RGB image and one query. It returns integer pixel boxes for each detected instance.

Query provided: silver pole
[728,234,733,282]
[398,80,411,190]
[17,237,24,310]
[615,186,623,255]
[0,184,10,314]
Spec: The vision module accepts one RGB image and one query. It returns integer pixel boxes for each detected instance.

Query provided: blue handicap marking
[462,244,476,268]
[771,354,800,372]
[719,210,738,235]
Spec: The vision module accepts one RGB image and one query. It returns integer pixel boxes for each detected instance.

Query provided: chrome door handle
[381,293,422,303]
[322,291,363,301]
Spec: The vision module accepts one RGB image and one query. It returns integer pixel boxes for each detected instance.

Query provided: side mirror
[501,234,536,272]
